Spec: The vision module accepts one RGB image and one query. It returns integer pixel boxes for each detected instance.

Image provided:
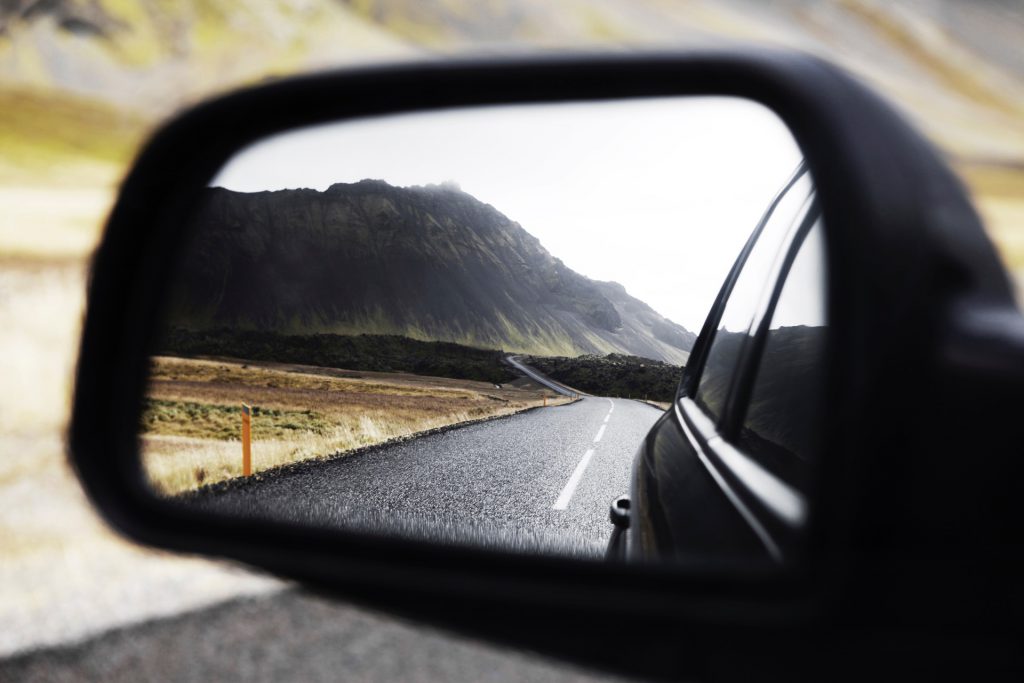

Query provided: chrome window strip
[675,398,783,563]
[676,397,810,562]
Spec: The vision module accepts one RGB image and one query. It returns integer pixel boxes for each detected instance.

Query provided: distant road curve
[504,355,585,397]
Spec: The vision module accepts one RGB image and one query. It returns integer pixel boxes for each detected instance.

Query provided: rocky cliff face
[166,180,694,363]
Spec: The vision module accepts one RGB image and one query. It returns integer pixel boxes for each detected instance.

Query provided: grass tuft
[141,398,327,441]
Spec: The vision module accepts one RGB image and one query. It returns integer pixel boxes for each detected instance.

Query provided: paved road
[2,588,634,683]
[505,355,582,396]
[194,396,664,558]
[4,390,662,682]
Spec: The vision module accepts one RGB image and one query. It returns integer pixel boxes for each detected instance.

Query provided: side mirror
[70,52,1024,679]
[607,495,631,561]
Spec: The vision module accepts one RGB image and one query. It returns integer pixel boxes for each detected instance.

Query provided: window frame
[679,163,812,414]
[720,204,823,443]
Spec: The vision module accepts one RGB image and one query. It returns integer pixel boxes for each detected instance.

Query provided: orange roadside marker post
[544,395,548,407]
[241,403,252,477]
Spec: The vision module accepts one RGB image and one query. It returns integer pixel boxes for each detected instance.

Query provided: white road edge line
[603,415,610,423]
[593,425,606,442]
[553,449,596,510]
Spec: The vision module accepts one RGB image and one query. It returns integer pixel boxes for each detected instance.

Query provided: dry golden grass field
[140,356,569,495]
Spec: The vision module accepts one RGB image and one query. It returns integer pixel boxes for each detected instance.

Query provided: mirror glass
[138,97,825,566]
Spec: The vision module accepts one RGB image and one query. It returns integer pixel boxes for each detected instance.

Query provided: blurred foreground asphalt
[2,588,635,683]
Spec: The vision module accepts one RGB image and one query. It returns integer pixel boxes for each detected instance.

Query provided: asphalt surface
[2,588,635,683]
[192,396,664,559]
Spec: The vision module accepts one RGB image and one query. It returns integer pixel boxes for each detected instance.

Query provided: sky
[212,97,805,331]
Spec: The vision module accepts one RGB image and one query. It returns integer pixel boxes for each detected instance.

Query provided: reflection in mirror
[138,97,824,565]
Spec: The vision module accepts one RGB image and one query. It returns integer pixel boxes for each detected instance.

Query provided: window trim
[676,396,808,564]
[678,163,810,400]
[719,202,823,440]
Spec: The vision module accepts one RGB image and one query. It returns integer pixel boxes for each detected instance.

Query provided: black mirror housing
[70,51,1024,680]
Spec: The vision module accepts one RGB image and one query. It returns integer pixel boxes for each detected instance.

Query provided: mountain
[164,180,695,363]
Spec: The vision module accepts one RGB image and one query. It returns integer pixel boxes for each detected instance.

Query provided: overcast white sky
[212,97,804,331]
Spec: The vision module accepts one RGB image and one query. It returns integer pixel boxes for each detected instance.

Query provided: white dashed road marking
[552,449,596,510]
[552,399,620,510]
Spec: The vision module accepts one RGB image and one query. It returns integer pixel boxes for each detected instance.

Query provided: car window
[736,221,827,490]
[694,170,814,422]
